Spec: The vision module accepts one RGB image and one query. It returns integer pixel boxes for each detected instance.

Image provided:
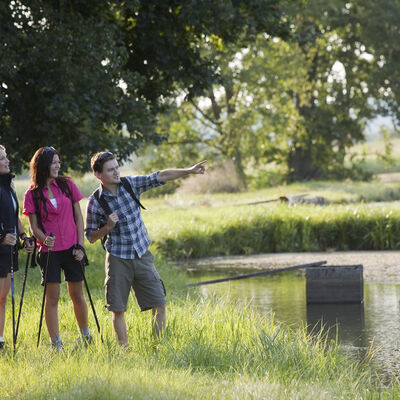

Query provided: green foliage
[141,0,400,185]
[376,125,396,167]
[0,0,285,173]
[0,1,154,172]
[149,203,400,259]
[2,191,400,397]
[0,246,397,398]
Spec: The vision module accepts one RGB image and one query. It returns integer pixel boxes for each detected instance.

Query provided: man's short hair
[91,151,116,173]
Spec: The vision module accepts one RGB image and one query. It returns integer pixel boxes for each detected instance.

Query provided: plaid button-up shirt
[85,172,165,259]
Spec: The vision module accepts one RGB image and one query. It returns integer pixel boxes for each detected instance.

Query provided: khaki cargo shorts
[105,250,166,312]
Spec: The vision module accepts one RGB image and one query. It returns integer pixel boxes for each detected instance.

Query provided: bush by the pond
[148,203,400,259]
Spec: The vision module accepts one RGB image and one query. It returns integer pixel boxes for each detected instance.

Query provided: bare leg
[112,311,128,347]
[152,305,166,338]
[67,281,88,329]
[0,275,11,338]
[45,283,60,339]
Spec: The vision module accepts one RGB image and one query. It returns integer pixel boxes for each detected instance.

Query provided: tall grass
[1,209,400,397]
[0,243,398,399]
[146,203,400,259]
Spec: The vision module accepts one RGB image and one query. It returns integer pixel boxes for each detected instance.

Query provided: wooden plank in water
[188,260,327,287]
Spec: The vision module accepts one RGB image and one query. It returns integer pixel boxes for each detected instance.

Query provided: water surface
[187,268,400,379]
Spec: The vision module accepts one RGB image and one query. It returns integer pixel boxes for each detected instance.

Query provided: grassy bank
[145,202,400,260]
[0,243,399,399]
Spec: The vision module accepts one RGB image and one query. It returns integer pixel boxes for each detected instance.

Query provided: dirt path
[184,251,400,283]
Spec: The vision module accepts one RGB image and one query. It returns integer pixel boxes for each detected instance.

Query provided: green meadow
[1,186,400,398]
[1,241,400,399]
[5,141,400,398]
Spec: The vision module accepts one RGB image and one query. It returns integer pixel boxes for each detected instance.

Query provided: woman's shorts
[0,251,18,278]
[38,249,84,285]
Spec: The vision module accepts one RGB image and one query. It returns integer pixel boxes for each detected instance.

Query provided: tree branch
[165,137,214,146]
[208,89,221,120]
[189,98,221,127]
[193,116,221,134]
[224,84,235,114]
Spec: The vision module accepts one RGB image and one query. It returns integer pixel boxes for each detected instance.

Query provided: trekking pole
[37,233,54,348]
[7,229,17,352]
[74,245,103,342]
[15,237,35,344]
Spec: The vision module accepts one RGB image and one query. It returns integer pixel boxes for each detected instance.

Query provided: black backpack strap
[120,177,146,210]
[31,188,46,235]
[92,188,112,250]
[93,188,112,216]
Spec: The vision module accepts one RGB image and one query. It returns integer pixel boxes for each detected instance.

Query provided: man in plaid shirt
[85,151,206,346]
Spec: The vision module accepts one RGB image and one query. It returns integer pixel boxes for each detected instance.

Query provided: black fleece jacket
[0,173,19,254]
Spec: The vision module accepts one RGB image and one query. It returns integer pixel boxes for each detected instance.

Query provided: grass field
[347,136,400,174]
[1,242,400,399]
[3,137,400,398]
[1,202,400,398]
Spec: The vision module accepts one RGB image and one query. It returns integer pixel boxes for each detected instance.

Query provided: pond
[187,267,400,379]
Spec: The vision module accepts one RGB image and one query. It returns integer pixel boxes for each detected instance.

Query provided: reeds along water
[151,203,400,259]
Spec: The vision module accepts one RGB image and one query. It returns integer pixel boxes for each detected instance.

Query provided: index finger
[197,160,207,165]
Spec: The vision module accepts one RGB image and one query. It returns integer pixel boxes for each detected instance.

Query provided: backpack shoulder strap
[92,188,112,250]
[93,188,112,216]
[120,177,146,210]
[56,177,76,223]
[31,188,46,234]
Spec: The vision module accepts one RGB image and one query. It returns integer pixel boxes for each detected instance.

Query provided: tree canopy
[0,0,284,172]
[141,0,400,184]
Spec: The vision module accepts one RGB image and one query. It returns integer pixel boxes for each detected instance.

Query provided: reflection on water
[187,269,400,378]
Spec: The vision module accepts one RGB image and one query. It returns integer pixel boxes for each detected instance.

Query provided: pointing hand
[190,160,207,175]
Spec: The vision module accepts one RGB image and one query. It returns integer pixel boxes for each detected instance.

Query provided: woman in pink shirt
[24,147,91,351]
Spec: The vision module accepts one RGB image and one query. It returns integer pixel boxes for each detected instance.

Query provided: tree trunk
[233,151,248,190]
[288,141,318,182]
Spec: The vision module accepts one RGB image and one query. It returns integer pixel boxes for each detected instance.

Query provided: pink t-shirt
[23,178,83,252]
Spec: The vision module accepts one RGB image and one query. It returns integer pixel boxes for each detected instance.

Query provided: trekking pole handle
[44,232,55,248]
[73,243,86,253]
[4,228,17,247]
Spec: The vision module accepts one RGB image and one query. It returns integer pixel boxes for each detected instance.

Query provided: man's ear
[94,171,102,180]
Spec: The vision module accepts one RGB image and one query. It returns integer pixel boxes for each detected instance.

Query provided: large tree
[0,0,284,172]
[142,0,400,184]
[355,0,400,126]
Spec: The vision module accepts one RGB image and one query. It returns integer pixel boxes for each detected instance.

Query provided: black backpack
[92,177,145,249]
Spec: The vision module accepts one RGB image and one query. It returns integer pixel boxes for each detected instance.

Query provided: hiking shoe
[51,341,63,354]
[76,334,92,349]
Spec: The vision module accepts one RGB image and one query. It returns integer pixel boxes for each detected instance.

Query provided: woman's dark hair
[29,147,71,221]
[30,146,61,189]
